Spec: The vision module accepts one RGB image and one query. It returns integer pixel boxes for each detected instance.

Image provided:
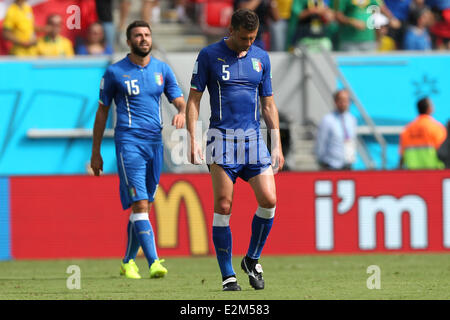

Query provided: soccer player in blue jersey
[186,9,284,291]
[90,20,186,279]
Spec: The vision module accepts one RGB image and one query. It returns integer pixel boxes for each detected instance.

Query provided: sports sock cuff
[255,206,275,219]
[213,213,231,227]
[130,212,149,223]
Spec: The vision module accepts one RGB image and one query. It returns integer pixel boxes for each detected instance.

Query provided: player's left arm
[261,95,285,173]
[171,96,186,129]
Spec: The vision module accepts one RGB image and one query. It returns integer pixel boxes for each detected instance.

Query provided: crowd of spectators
[0,0,189,57]
[260,0,450,52]
[1,0,449,56]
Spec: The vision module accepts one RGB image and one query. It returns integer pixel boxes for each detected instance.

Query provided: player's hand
[271,147,285,174]
[90,152,103,176]
[188,140,204,165]
[172,112,185,129]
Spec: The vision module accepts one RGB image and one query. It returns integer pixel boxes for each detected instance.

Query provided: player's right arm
[186,89,204,165]
[91,68,116,176]
[187,49,209,165]
[91,103,110,176]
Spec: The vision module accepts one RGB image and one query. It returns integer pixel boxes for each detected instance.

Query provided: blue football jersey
[190,38,273,135]
[100,55,183,142]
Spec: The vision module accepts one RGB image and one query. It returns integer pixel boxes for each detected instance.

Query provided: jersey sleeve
[259,52,273,97]
[99,67,116,107]
[190,48,209,92]
[163,63,183,102]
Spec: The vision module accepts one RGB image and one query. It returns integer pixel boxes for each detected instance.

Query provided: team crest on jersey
[154,73,163,86]
[129,186,137,198]
[251,58,262,72]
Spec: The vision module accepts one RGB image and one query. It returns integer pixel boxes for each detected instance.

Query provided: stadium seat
[199,0,233,36]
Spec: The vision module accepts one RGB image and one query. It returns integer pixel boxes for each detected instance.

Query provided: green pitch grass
[0,254,449,300]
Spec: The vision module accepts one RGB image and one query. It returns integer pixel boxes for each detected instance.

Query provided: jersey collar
[221,37,253,58]
[125,54,152,69]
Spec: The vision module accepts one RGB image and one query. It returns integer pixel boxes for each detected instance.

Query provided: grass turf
[0,254,449,300]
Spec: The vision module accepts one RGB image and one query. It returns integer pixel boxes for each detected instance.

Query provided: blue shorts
[206,133,271,184]
[115,141,163,210]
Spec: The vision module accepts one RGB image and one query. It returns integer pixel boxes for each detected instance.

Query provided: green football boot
[149,259,168,278]
[120,259,142,279]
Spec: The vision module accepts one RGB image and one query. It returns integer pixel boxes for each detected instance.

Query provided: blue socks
[212,207,275,279]
[212,213,235,278]
[123,220,140,263]
[247,207,275,260]
[125,213,158,267]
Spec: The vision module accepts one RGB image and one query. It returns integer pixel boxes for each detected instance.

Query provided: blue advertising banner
[0,58,116,175]
[337,54,450,169]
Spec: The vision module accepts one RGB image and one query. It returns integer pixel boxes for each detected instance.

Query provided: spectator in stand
[36,14,74,57]
[399,97,447,169]
[270,0,293,51]
[429,5,450,49]
[403,7,433,50]
[286,0,334,52]
[411,0,428,11]
[174,0,191,23]
[234,0,280,50]
[334,0,400,52]
[383,0,412,48]
[117,0,161,50]
[373,12,397,51]
[95,0,115,53]
[2,0,38,56]
[118,0,161,30]
[76,22,113,55]
[315,89,357,170]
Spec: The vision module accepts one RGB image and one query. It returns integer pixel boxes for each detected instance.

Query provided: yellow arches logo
[153,181,209,255]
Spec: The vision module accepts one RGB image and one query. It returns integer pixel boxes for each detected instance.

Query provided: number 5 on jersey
[125,79,140,95]
[222,65,230,81]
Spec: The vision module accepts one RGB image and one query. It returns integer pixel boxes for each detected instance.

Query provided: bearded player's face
[229,26,258,53]
[128,26,152,57]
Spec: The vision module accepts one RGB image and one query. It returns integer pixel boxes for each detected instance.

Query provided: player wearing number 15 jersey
[186,9,284,291]
[91,20,186,280]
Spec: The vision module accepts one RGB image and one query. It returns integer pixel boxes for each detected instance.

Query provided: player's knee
[131,200,149,213]
[259,194,276,209]
[214,198,232,215]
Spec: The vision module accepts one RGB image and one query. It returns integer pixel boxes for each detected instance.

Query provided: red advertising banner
[9,170,450,259]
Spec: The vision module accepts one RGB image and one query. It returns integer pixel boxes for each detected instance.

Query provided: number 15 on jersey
[125,80,140,95]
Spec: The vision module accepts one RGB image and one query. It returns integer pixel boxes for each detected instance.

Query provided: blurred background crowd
[1,0,449,57]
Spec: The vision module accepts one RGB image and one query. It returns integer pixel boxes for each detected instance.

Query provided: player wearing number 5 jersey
[187,9,284,291]
[91,20,186,280]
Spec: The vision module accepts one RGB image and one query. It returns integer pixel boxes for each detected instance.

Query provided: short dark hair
[230,9,259,32]
[126,20,151,40]
[408,7,428,26]
[417,97,430,114]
